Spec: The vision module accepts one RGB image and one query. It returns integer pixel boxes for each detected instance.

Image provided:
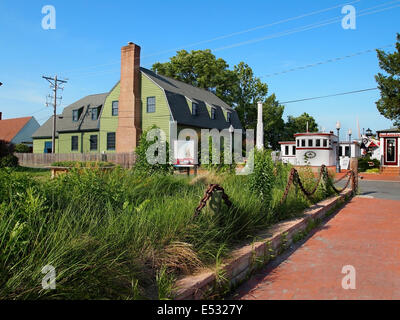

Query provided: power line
[262,44,394,78]
[62,0,363,76]
[63,0,400,80]
[212,0,400,52]
[280,87,378,104]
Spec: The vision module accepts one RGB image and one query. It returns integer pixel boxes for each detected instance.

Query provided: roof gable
[0,117,32,142]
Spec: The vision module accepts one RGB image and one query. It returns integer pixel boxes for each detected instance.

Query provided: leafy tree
[375,33,400,127]
[262,94,285,150]
[153,51,286,149]
[283,113,319,141]
[14,144,31,153]
[152,49,238,106]
[232,62,269,128]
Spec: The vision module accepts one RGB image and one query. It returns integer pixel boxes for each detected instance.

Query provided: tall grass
[0,158,335,300]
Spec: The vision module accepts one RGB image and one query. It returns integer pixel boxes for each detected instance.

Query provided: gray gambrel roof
[141,68,242,130]
[32,93,108,138]
[32,68,242,138]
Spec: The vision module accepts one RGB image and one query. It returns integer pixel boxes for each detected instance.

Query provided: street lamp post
[336,121,341,173]
[229,125,234,163]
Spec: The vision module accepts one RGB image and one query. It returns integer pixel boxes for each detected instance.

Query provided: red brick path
[236,197,400,300]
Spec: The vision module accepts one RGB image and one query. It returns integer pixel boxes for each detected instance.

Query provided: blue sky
[0,0,399,140]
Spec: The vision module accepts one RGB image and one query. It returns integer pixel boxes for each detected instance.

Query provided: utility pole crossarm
[42,75,68,154]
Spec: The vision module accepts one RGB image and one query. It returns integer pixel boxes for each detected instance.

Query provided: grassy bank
[0,160,334,299]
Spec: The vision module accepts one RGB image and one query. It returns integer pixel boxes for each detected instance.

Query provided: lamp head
[336,121,341,130]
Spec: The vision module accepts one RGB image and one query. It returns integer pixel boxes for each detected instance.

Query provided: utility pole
[42,75,67,153]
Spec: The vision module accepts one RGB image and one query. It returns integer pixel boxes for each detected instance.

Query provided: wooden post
[350,157,358,192]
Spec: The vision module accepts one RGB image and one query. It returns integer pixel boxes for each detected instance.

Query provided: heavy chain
[194,184,232,217]
[280,165,356,204]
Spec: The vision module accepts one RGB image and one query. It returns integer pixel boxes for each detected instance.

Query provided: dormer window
[211,107,216,120]
[91,107,99,120]
[227,112,231,123]
[192,102,198,116]
[72,110,79,122]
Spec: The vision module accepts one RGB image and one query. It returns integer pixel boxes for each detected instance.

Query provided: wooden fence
[15,153,136,169]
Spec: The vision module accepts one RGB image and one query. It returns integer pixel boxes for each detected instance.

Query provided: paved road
[358,180,400,201]
[234,181,400,300]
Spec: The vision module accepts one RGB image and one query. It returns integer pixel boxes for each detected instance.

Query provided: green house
[32,43,242,154]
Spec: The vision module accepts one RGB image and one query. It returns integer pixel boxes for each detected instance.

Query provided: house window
[323,139,328,147]
[301,139,306,147]
[71,136,78,151]
[339,146,343,157]
[308,139,313,147]
[227,112,231,123]
[297,140,300,147]
[345,146,350,157]
[90,135,98,151]
[91,108,98,120]
[285,146,289,155]
[147,97,156,113]
[192,102,198,116]
[292,146,296,155]
[107,132,116,151]
[73,110,79,122]
[211,108,216,119]
[316,139,321,147]
[112,101,119,116]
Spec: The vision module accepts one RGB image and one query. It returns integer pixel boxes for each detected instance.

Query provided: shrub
[358,156,380,172]
[247,149,276,207]
[0,154,19,168]
[0,140,15,157]
[14,144,31,153]
[133,126,173,176]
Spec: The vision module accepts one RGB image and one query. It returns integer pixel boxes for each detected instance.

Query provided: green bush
[133,126,173,176]
[247,149,275,208]
[358,156,380,172]
[0,154,19,168]
[14,144,31,153]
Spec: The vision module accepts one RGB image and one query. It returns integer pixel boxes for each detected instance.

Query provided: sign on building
[173,140,196,166]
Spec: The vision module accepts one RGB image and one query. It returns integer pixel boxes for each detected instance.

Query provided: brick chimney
[116,42,142,152]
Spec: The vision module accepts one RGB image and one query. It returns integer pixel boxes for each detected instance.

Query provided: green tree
[283,113,319,141]
[263,94,285,150]
[375,33,400,127]
[232,62,269,129]
[153,51,286,149]
[152,49,238,105]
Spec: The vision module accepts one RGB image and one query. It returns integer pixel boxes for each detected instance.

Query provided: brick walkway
[235,197,400,300]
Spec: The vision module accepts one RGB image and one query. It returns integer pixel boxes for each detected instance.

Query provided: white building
[279,132,361,168]
[377,128,400,174]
